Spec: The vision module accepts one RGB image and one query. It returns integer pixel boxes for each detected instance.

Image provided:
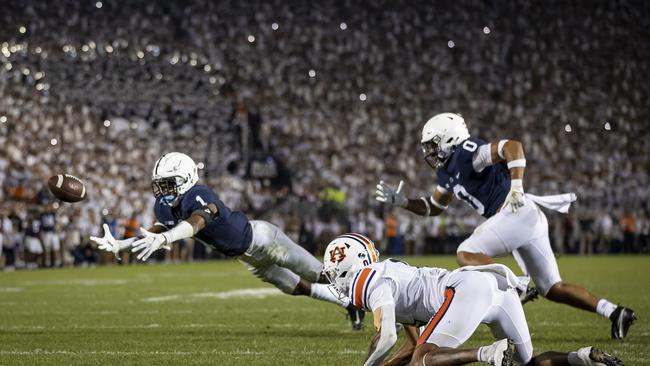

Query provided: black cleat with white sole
[609,306,636,339]
[346,303,365,331]
[589,347,624,366]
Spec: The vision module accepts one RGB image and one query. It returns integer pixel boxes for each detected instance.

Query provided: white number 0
[452,184,485,215]
[462,140,477,152]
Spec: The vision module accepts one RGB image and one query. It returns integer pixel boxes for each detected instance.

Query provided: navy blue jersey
[436,137,510,218]
[154,185,252,256]
[25,218,41,237]
[40,212,56,231]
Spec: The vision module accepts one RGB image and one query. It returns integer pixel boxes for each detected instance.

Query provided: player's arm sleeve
[363,304,398,366]
[362,281,398,366]
[472,143,493,172]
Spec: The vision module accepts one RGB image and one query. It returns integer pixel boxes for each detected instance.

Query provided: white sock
[596,299,618,318]
[310,283,350,308]
[477,346,487,362]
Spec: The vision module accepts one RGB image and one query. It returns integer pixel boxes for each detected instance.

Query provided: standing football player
[90,152,365,330]
[40,204,61,267]
[323,235,624,366]
[375,113,635,339]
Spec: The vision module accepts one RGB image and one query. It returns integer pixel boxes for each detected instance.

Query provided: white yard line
[0,322,346,331]
[0,349,365,356]
[0,287,24,292]
[21,279,129,286]
[141,288,283,302]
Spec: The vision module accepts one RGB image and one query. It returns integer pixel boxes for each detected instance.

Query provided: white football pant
[457,201,561,295]
[239,220,323,294]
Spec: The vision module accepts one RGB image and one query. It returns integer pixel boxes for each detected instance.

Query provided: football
[47,174,87,202]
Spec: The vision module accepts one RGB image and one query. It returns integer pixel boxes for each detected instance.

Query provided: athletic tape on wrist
[507,159,526,169]
[162,220,194,243]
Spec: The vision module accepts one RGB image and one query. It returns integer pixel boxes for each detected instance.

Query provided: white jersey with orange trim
[349,259,534,363]
[348,259,449,326]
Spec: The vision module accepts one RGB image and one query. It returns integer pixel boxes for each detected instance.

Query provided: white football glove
[89,223,136,260]
[505,179,526,212]
[375,180,407,207]
[131,227,171,261]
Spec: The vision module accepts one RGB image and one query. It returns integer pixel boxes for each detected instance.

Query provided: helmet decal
[322,233,380,296]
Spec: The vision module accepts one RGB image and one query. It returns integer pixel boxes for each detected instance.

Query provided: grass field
[0,256,648,365]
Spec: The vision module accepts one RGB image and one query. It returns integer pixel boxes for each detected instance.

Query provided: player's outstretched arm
[363,305,398,366]
[375,180,452,217]
[131,203,219,261]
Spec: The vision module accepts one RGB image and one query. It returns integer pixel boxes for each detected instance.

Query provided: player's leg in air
[409,271,623,366]
[240,221,365,330]
[456,201,636,340]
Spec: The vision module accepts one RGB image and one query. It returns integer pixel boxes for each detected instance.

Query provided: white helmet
[323,233,379,296]
[421,113,470,168]
[151,152,199,206]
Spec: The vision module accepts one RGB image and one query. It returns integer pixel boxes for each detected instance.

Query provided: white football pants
[457,201,562,295]
[239,220,323,294]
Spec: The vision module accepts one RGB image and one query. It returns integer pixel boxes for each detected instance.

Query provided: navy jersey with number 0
[154,185,252,256]
[436,137,510,218]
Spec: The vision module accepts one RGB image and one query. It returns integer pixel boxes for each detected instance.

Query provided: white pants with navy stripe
[457,201,562,295]
[419,271,534,364]
[239,220,322,294]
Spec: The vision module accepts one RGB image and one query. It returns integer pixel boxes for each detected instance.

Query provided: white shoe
[480,339,515,366]
[573,347,624,366]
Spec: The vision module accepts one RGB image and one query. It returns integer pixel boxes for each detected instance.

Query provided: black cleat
[518,286,539,305]
[589,347,624,366]
[346,304,365,331]
[609,306,636,339]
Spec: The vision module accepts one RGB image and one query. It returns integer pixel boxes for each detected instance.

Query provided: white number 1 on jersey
[195,195,207,206]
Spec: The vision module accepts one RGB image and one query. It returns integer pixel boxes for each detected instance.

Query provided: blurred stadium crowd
[0,0,648,270]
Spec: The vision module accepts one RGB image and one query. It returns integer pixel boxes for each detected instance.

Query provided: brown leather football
[47,174,87,202]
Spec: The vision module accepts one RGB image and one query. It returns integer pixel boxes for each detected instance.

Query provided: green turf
[0,256,648,365]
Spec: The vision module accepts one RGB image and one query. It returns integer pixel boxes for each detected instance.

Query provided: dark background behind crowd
[0,0,648,270]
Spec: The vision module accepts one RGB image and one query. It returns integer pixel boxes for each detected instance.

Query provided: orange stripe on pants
[417,287,456,346]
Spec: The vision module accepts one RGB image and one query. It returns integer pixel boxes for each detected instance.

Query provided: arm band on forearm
[161,221,194,244]
[420,197,431,216]
[192,206,216,226]
[507,159,526,169]
[497,140,509,159]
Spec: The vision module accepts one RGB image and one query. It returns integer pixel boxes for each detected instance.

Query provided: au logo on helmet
[329,246,347,263]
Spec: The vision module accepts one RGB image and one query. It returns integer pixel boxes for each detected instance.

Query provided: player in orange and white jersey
[323,235,624,366]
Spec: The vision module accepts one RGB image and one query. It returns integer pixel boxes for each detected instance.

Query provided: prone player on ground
[322,235,624,366]
[375,113,635,339]
[90,152,366,330]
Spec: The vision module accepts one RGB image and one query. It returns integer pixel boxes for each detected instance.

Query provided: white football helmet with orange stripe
[323,233,379,295]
